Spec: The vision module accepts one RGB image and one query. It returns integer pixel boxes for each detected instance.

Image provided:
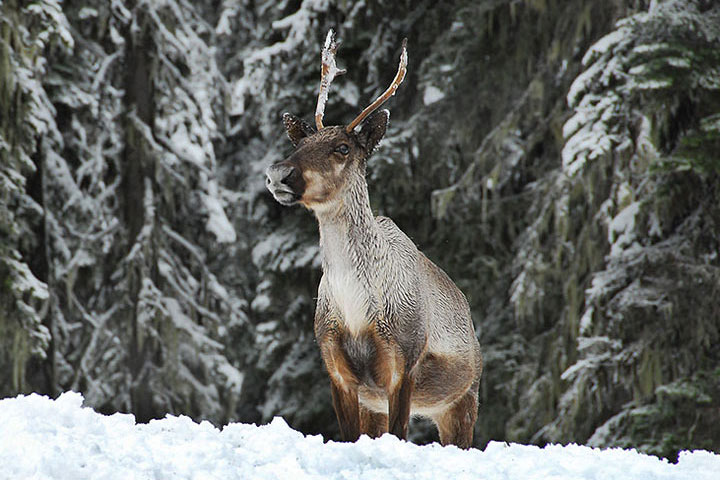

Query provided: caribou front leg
[380,347,415,441]
[387,373,414,440]
[321,340,360,442]
[330,380,360,442]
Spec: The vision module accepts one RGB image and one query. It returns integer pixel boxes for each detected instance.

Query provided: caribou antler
[346,38,408,133]
[315,29,346,131]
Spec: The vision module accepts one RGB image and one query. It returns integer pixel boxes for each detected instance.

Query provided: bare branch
[346,38,408,133]
[315,29,346,130]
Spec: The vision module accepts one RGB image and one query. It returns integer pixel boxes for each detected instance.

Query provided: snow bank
[1,393,718,480]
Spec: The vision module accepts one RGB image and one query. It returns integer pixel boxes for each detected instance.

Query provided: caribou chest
[321,229,373,337]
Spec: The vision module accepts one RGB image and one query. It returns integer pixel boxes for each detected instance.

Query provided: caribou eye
[335,144,350,155]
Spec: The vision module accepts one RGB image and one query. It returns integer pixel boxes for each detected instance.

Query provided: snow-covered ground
[1,393,718,480]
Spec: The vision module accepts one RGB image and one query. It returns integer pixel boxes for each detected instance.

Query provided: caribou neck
[315,173,381,272]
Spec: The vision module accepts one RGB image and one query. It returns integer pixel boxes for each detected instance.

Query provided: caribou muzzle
[265,163,304,205]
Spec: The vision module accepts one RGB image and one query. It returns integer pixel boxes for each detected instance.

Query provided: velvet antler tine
[346,38,408,133]
[315,29,346,131]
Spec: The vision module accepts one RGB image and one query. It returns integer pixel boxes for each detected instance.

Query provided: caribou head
[265,30,407,212]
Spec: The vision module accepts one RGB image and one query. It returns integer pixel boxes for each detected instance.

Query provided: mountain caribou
[265,30,482,448]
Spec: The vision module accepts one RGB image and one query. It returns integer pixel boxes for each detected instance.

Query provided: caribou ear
[283,113,315,146]
[357,109,389,156]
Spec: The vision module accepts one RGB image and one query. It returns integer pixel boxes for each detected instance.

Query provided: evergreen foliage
[0,0,718,458]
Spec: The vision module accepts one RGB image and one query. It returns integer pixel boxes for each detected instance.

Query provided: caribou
[265,30,482,448]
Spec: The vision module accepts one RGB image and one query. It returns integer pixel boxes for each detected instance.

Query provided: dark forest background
[1,0,719,460]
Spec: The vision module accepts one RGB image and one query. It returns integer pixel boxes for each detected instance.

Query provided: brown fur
[267,83,482,450]
[434,386,479,449]
[359,406,388,438]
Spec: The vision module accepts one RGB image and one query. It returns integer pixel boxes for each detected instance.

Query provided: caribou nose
[280,166,295,185]
[265,164,296,189]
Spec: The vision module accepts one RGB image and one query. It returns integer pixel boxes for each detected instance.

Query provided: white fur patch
[331,370,350,391]
[326,260,370,337]
[302,170,327,204]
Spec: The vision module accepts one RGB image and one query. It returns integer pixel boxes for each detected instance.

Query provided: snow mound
[1,392,718,480]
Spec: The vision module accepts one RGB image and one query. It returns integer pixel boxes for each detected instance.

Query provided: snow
[423,85,446,105]
[6,257,49,300]
[1,393,719,480]
[203,192,237,243]
[215,2,237,35]
[251,293,272,312]
[26,0,75,49]
[561,90,622,177]
[581,29,627,66]
[579,305,594,335]
[77,7,98,20]
[634,78,673,90]
[252,230,320,271]
[608,201,640,257]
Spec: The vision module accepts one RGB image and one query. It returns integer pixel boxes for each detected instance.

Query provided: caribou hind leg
[433,385,478,449]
